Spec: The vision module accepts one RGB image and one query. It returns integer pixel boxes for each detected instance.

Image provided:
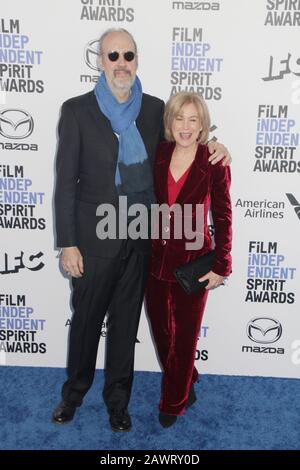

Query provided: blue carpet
[0,366,299,450]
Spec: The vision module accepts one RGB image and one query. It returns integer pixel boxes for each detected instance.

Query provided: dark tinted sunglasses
[107,51,136,62]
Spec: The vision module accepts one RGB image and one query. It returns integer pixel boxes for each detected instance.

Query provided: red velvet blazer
[150,141,232,281]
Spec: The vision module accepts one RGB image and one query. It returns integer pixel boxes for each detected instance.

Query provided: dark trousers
[61,241,150,412]
[146,274,208,416]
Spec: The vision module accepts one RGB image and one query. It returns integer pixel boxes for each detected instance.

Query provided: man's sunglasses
[106,51,136,62]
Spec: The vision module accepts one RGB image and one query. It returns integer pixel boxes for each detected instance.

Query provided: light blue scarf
[94,73,154,205]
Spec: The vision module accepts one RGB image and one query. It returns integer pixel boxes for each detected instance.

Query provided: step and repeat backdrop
[1,0,300,378]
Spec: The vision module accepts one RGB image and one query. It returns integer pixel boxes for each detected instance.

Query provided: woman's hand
[198,271,225,290]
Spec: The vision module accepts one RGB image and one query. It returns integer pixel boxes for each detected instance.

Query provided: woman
[146,91,232,427]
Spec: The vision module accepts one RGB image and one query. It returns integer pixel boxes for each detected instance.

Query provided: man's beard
[112,69,135,93]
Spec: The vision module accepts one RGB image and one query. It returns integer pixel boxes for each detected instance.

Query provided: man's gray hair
[98,28,138,55]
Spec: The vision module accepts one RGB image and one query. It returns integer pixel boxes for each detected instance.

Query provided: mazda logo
[0,109,34,139]
[84,39,100,71]
[247,317,282,344]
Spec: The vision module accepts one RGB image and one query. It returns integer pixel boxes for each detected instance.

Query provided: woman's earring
[196,129,202,142]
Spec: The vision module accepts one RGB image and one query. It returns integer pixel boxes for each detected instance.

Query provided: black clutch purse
[173,250,216,295]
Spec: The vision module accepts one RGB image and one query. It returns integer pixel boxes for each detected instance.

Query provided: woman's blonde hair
[164,91,211,144]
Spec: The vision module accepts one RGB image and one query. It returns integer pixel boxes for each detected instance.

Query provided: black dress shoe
[52,400,77,424]
[109,408,132,432]
[159,412,177,428]
[186,383,197,408]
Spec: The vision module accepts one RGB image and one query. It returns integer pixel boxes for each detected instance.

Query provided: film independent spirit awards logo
[84,39,100,72]
[247,317,282,344]
[0,108,34,139]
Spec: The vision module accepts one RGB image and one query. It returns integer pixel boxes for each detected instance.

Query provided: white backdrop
[1,0,300,378]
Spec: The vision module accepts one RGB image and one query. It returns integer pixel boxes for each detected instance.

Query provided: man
[52,27,231,432]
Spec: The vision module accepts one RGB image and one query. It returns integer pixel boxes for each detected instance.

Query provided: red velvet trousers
[145,274,209,415]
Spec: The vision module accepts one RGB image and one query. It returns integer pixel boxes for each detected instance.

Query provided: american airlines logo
[286,193,300,221]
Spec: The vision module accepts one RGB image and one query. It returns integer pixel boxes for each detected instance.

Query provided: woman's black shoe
[159,412,177,428]
[186,383,197,408]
